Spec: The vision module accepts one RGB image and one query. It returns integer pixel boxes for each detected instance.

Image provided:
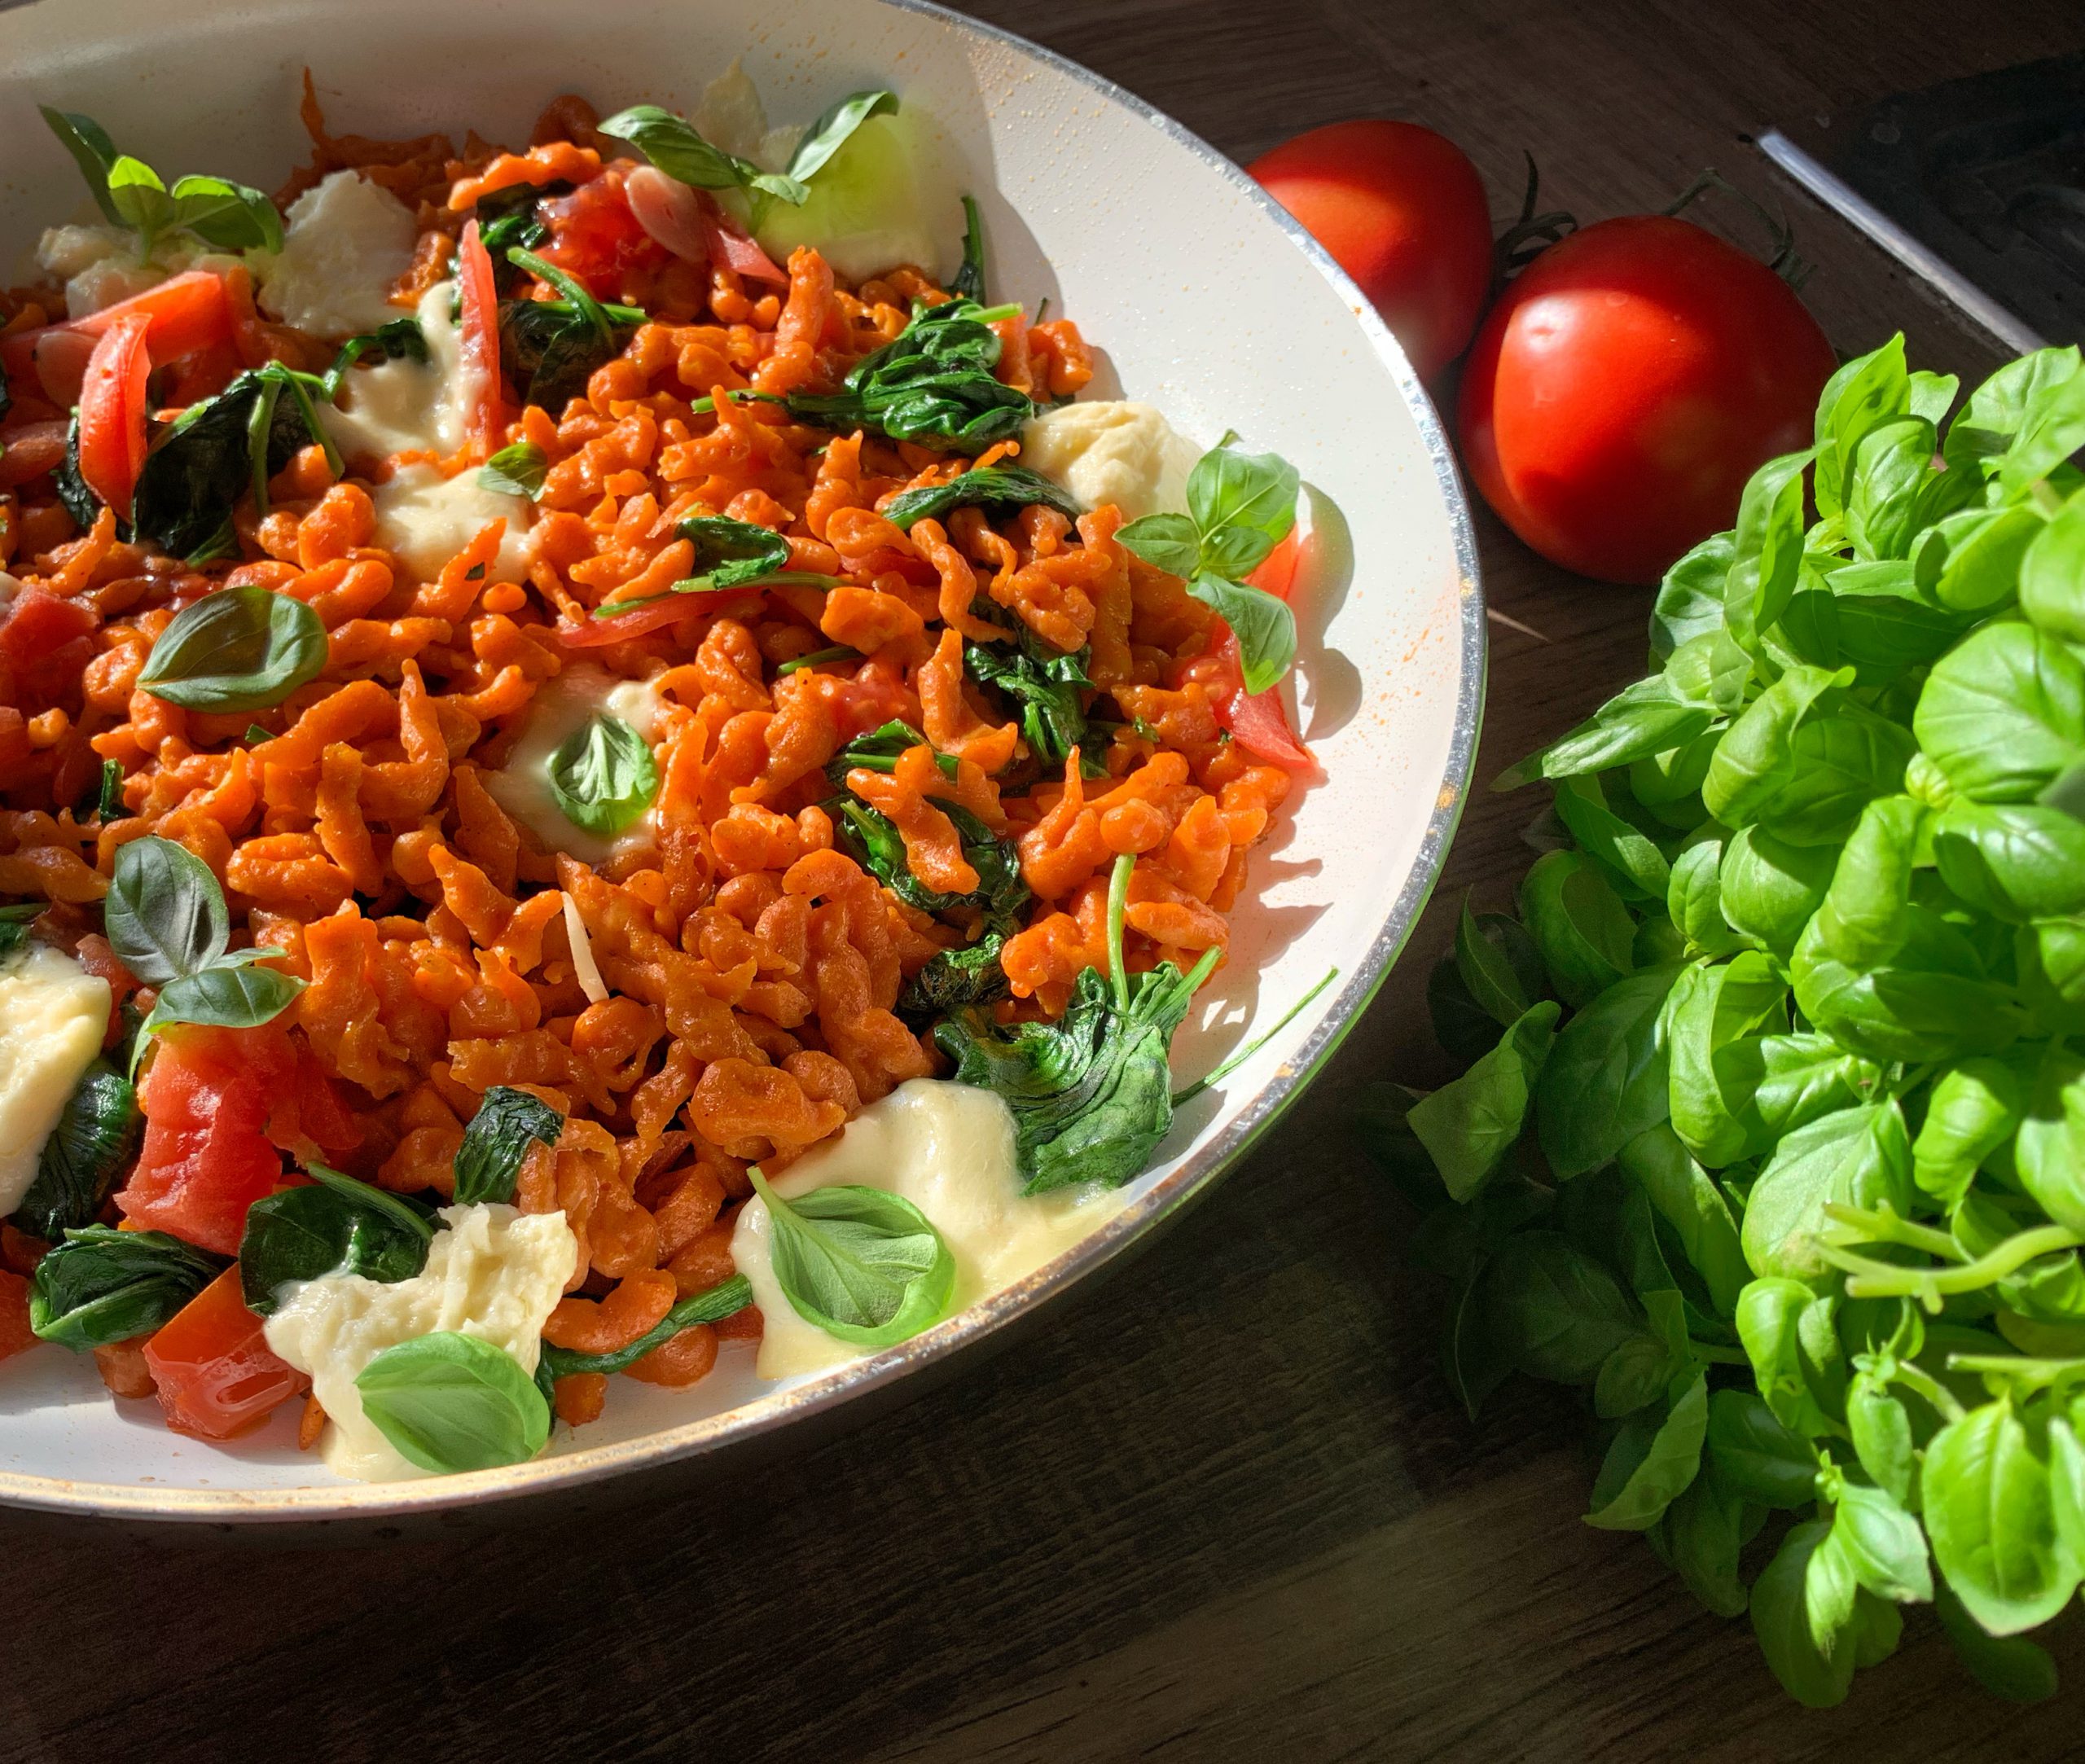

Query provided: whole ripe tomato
[1249,121,1492,381]
[1455,214,1837,585]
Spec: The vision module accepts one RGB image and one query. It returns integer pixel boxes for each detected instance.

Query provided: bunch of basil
[1382,336,2085,1707]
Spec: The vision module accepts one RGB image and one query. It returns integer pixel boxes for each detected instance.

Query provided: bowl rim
[0,0,1486,1522]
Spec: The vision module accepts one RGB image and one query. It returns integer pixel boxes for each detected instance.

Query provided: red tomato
[1456,215,1837,585]
[0,270,235,406]
[0,586,98,706]
[0,419,71,491]
[143,1267,309,1440]
[0,1270,35,1362]
[1249,121,1493,381]
[455,218,506,456]
[77,312,153,518]
[117,1025,299,1255]
[539,170,669,300]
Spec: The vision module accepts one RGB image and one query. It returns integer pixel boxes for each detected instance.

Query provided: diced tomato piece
[143,1267,309,1439]
[1206,627,1316,773]
[539,169,668,300]
[117,1024,299,1256]
[30,329,98,408]
[1246,529,1301,602]
[77,312,153,518]
[456,218,506,456]
[0,586,98,706]
[0,1270,35,1362]
[0,419,71,492]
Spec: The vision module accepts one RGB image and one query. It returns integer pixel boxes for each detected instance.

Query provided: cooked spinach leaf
[937,851,1216,1191]
[951,195,988,303]
[322,317,428,401]
[836,794,1029,929]
[896,932,1011,1026]
[452,1086,564,1206]
[751,1170,955,1347]
[883,463,1079,531]
[28,1226,226,1350]
[239,1164,434,1316]
[823,719,959,788]
[53,413,98,529]
[11,1064,140,1242]
[966,634,1091,768]
[680,515,792,587]
[537,1274,755,1389]
[131,363,337,559]
[498,290,647,413]
[784,297,1034,450]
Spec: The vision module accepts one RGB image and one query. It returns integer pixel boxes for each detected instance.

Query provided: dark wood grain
[7,4,2085,1760]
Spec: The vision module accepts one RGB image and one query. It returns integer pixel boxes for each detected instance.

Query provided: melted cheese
[730,1079,1123,1380]
[257,170,417,338]
[368,463,532,586]
[262,1204,577,1482]
[0,944,112,1213]
[1021,402,1201,521]
[482,665,670,865]
[323,279,472,462]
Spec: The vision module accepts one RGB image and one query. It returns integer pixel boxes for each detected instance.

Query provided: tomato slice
[77,312,153,518]
[0,271,236,406]
[117,1024,299,1256]
[1204,530,1315,772]
[143,1267,309,1440]
[456,218,506,456]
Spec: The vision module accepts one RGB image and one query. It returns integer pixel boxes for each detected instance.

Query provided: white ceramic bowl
[0,0,1481,1521]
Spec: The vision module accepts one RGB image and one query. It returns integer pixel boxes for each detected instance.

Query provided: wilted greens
[1385,336,2085,1706]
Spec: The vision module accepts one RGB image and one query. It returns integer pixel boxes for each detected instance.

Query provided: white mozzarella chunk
[257,170,416,338]
[1020,401,1201,522]
[0,945,112,1213]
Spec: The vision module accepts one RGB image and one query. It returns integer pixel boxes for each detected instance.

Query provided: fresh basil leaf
[547,713,659,837]
[1517,849,1635,1009]
[1945,346,2082,480]
[1995,364,2085,499]
[28,1226,226,1351]
[784,296,1034,450]
[1705,665,1914,845]
[1495,673,1718,791]
[1187,571,1295,696]
[1536,965,1679,1181]
[169,173,282,252]
[937,955,1210,1194]
[1454,901,1548,1029]
[1585,1371,1708,1531]
[476,440,547,500]
[105,155,173,255]
[239,1176,435,1315]
[538,1274,753,1382]
[1115,512,1201,578]
[895,932,1009,1028]
[1724,450,1811,650]
[751,1170,955,1347]
[11,1064,140,1242]
[1706,1386,1818,1507]
[1651,532,1734,659]
[1717,825,1835,957]
[1480,1231,1639,1384]
[785,90,898,183]
[1846,1371,1917,1507]
[1933,801,2085,922]
[1812,337,1911,521]
[1924,1397,2079,1635]
[1666,840,1746,959]
[2020,488,2085,643]
[1616,1124,1749,1314]
[1791,906,2021,1066]
[1186,441,1298,578]
[1740,1102,1913,1288]
[143,963,305,1037]
[1751,1032,1883,1143]
[104,834,229,985]
[1552,774,1670,902]
[1935,1582,2061,1703]
[1916,621,2085,804]
[596,103,805,204]
[1596,1330,1680,1420]
[2017,1042,2085,1235]
[1661,1472,1749,1617]
[1844,416,1936,562]
[1409,1002,1559,1203]
[1913,1055,2028,1208]
[884,463,1081,533]
[452,1086,564,1206]
[1815,795,1921,967]
[137,583,327,713]
[1664,952,1786,1169]
[356,1331,551,1473]
[1752,1520,1858,1707]
[39,106,122,223]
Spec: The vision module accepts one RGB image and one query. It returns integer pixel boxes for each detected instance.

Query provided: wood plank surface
[7,2,2085,1760]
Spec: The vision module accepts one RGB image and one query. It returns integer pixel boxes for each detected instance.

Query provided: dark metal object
[1830,52,2085,349]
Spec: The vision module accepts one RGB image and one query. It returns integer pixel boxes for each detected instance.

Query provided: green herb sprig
[1387,335,2085,1707]
[42,108,281,258]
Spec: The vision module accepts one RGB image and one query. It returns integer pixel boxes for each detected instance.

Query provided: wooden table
[7,2,2085,1758]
